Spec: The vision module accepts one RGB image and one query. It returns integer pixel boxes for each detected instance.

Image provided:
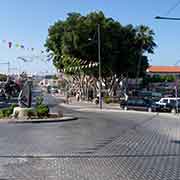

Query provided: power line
[165,0,180,15]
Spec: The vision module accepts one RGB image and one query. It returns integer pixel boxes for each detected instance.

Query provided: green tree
[45,11,156,96]
[0,74,7,81]
[45,11,156,78]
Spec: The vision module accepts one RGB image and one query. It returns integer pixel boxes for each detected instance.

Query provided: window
[136,99,145,105]
[170,99,175,104]
[162,99,168,104]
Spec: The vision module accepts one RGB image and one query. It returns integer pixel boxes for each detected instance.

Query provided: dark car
[120,97,159,112]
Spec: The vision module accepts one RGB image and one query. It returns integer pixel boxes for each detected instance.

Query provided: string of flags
[60,55,99,72]
[1,41,99,66]
[64,61,99,72]
[1,39,45,54]
[17,54,51,62]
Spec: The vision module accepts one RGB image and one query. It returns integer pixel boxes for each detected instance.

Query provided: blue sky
[0,0,180,74]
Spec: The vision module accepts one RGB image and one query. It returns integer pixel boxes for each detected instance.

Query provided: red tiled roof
[147,66,180,73]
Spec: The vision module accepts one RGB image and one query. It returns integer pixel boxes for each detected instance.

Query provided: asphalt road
[0,94,180,179]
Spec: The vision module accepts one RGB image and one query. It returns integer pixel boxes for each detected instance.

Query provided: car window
[136,99,145,105]
[170,99,175,104]
[162,99,168,103]
[128,99,135,105]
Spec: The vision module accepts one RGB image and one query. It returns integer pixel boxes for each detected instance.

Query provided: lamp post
[88,24,102,109]
[98,24,102,109]
[155,16,180,114]
[174,60,180,114]
[155,16,180,20]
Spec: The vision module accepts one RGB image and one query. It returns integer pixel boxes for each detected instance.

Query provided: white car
[156,97,180,106]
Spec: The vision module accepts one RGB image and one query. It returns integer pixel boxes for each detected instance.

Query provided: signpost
[18,80,32,108]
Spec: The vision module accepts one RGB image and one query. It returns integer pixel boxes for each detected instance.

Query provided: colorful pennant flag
[8,42,12,48]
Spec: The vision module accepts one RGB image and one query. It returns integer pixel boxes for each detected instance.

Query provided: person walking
[76,92,80,102]
[66,91,71,104]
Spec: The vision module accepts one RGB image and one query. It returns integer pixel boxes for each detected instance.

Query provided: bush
[0,108,12,118]
[36,104,49,118]
[0,103,18,119]
[0,74,7,81]
[104,96,111,104]
[26,109,36,119]
[36,96,44,106]
[0,110,4,118]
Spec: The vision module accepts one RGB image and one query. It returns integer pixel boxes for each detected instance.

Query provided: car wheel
[124,106,128,111]
[148,107,152,112]
[171,108,176,114]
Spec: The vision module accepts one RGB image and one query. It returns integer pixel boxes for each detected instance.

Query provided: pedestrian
[76,92,80,102]
[66,91,71,104]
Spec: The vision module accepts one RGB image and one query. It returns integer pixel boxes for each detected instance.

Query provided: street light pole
[155,16,180,114]
[98,24,102,109]
[174,60,180,114]
[155,16,180,20]
[8,61,10,75]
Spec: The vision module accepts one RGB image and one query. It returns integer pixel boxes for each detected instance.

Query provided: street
[0,95,179,179]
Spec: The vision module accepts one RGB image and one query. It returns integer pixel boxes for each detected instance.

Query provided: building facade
[147,66,180,77]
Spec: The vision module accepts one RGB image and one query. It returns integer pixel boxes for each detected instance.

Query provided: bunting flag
[8,42,12,48]
[0,39,46,54]
[15,44,20,48]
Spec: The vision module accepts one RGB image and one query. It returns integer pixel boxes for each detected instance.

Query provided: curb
[60,103,180,119]
[8,117,78,124]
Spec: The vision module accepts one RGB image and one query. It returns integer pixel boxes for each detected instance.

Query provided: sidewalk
[53,93,122,111]
[53,93,180,119]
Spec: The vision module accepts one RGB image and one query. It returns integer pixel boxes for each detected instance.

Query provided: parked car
[120,97,159,112]
[155,97,180,112]
[165,100,180,113]
[155,97,180,106]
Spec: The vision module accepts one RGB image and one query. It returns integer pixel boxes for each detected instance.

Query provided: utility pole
[155,16,180,114]
[174,60,180,114]
[8,61,10,75]
[98,24,102,109]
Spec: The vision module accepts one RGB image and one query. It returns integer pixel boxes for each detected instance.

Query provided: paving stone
[0,102,180,179]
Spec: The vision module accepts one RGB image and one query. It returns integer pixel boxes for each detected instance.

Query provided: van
[155,98,180,111]
[156,98,180,106]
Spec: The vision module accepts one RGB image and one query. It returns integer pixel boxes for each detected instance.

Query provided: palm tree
[135,25,157,82]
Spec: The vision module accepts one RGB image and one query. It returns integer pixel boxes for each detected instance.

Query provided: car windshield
[0,1,180,179]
